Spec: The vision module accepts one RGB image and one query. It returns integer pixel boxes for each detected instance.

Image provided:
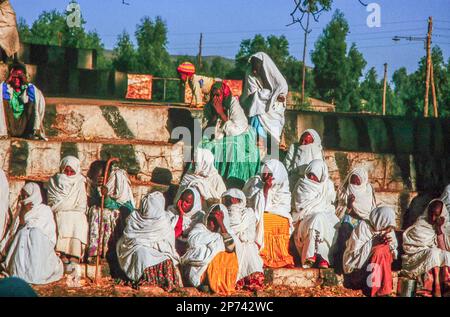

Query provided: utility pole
[424,16,433,117]
[430,62,438,117]
[301,10,311,104]
[382,63,388,116]
[198,33,203,70]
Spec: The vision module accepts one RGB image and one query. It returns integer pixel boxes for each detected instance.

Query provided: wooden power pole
[198,33,203,70]
[382,63,388,115]
[430,62,438,117]
[424,17,433,117]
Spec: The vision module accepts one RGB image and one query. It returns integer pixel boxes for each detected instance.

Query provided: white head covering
[440,184,450,213]
[105,166,136,208]
[297,129,323,167]
[0,170,9,242]
[337,167,376,220]
[117,191,179,282]
[168,187,205,235]
[293,159,336,223]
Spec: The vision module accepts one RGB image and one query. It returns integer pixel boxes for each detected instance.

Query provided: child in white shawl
[293,159,339,269]
[243,159,294,268]
[47,156,88,263]
[284,129,324,191]
[222,189,264,291]
[117,191,181,291]
[402,199,450,297]
[1,183,63,285]
[343,206,398,297]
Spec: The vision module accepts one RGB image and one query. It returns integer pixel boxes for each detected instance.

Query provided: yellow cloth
[260,213,294,268]
[206,251,239,295]
[190,75,216,107]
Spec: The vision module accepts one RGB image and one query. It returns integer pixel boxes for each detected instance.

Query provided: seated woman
[243,159,294,268]
[47,156,88,267]
[335,167,377,272]
[343,206,398,297]
[175,148,226,209]
[200,82,260,187]
[167,187,205,256]
[182,204,238,295]
[402,199,450,297]
[222,189,264,291]
[1,183,63,284]
[117,192,181,291]
[283,129,324,191]
[86,160,135,266]
[293,159,339,269]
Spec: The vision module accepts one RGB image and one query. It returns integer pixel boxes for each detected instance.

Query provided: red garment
[174,215,183,239]
[236,272,265,292]
[368,244,393,297]
[419,266,450,297]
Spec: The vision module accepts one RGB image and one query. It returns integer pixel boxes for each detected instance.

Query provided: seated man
[402,199,450,297]
[1,182,63,285]
[0,62,46,140]
[177,61,219,108]
[343,206,398,297]
[182,204,238,295]
[200,82,260,187]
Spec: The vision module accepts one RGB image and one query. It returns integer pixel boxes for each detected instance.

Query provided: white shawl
[336,167,377,220]
[0,170,9,244]
[105,167,135,208]
[168,187,205,236]
[242,52,288,142]
[343,206,398,274]
[181,204,234,287]
[402,199,450,278]
[47,156,88,243]
[215,97,249,139]
[223,189,264,279]
[117,192,179,282]
[175,148,226,203]
[243,159,293,249]
[440,185,450,214]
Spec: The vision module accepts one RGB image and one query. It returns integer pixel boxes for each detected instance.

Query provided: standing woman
[1,183,63,284]
[243,159,294,268]
[293,159,339,269]
[47,156,88,265]
[117,192,181,291]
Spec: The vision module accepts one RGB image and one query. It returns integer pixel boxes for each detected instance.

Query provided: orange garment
[207,251,239,295]
[368,244,393,297]
[260,213,294,268]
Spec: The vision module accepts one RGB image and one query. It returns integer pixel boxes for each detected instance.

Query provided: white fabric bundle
[243,159,293,249]
[242,52,288,142]
[222,189,263,280]
[2,183,63,284]
[343,206,398,274]
[336,167,377,220]
[402,199,450,278]
[117,191,179,282]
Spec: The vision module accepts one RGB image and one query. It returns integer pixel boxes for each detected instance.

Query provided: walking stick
[95,157,120,284]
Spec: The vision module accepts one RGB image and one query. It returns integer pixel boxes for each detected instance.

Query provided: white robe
[243,159,293,249]
[214,96,249,139]
[283,129,324,191]
[0,169,9,246]
[1,183,63,285]
[223,189,263,280]
[401,199,450,279]
[0,82,47,139]
[242,52,288,142]
[47,156,88,257]
[343,206,398,274]
[293,159,339,266]
[175,148,226,204]
[336,167,377,220]
[117,192,180,282]
[105,167,136,208]
[440,185,450,215]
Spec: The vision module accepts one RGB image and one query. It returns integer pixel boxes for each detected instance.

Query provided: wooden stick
[382,63,388,115]
[424,17,433,117]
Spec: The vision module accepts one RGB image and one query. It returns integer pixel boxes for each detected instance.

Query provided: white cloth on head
[117,191,179,282]
[1,182,63,285]
[401,199,450,279]
[175,148,226,204]
[336,167,377,220]
[105,167,135,208]
[343,206,398,274]
[440,185,450,214]
[47,156,88,249]
[214,97,249,139]
[168,187,205,237]
[284,129,324,190]
[181,204,234,287]
[242,52,288,142]
[222,189,263,280]
[292,159,339,266]
[243,159,293,249]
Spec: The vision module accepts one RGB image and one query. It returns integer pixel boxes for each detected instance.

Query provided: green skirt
[200,128,260,186]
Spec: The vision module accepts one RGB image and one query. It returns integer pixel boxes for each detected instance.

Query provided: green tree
[360,67,381,113]
[112,31,138,73]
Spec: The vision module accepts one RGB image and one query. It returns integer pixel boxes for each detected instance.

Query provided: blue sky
[11,0,450,80]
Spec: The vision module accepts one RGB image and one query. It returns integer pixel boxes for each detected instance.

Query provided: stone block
[269,268,320,288]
